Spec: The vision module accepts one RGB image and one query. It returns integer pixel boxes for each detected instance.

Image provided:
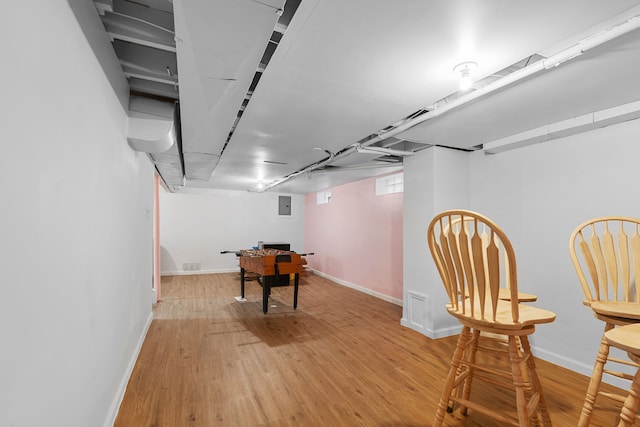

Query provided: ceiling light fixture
[453,61,478,91]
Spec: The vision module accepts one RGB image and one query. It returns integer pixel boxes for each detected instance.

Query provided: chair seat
[447,299,556,330]
[605,324,640,356]
[590,301,640,321]
[499,287,537,302]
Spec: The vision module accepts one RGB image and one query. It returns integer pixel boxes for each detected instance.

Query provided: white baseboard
[400,317,461,339]
[533,345,593,377]
[532,344,632,389]
[103,311,153,427]
[396,326,630,390]
[308,268,403,306]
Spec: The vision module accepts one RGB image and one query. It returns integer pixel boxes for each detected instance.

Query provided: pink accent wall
[304,174,403,301]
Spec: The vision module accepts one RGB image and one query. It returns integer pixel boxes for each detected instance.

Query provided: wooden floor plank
[115,272,626,426]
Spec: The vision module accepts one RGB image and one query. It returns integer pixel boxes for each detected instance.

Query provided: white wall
[1,2,154,426]
[469,120,640,378]
[403,118,640,382]
[160,188,305,274]
[402,147,469,337]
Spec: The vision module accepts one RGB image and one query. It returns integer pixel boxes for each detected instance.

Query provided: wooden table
[238,249,306,314]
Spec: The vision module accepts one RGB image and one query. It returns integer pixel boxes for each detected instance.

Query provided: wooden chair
[442,217,538,407]
[603,323,640,426]
[447,216,537,303]
[569,217,640,426]
[428,209,556,426]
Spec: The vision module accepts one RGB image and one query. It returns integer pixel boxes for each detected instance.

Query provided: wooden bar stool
[569,217,640,426]
[447,216,538,303]
[428,210,556,426]
[603,324,640,426]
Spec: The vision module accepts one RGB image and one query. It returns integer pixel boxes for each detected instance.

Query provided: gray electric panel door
[278,196,291,216]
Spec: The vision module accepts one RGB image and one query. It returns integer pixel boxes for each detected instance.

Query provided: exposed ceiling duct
[86,1,640,194]
[255,149,336,193]
[94,0,184,191]
[256,5,640,192]
[363,10,640,158]
[216,0,302,168]
[127,96,177,153]
[173,0,296,188]
[95,0,178,101]
[395,8,640,153]
[484,99,640,154]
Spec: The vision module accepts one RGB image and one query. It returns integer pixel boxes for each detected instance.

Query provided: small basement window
[316,191,331,204]
[376,173,403,195]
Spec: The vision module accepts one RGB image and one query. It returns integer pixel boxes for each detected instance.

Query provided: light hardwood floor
[115,272,627,426]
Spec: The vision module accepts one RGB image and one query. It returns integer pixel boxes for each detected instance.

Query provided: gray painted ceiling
[94,0,640,194]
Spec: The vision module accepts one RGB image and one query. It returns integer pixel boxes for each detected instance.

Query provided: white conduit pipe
[259,11,640,192]
[355,12,640,149]
[259,149,335,192]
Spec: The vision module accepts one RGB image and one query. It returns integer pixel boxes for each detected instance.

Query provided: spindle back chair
[445,216,537,303]
[603,324,640,427]
[428,209,556,426]
[569,216,640,426]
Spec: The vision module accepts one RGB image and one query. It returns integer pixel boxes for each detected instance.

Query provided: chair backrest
[427,209,520,323]
[569,217,640,304]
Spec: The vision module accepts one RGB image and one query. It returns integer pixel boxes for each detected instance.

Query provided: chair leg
[617,366,640,427]
[520,335,552,427]
[433,326,471,427]
[579,323,614,427]
[518,337,539,426]
[458,329,480,416]
[508,336,532,427]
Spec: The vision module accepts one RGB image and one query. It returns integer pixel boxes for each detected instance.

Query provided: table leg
[263,277,270,314]
[240,267,245,298]
[293,273,299,309]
